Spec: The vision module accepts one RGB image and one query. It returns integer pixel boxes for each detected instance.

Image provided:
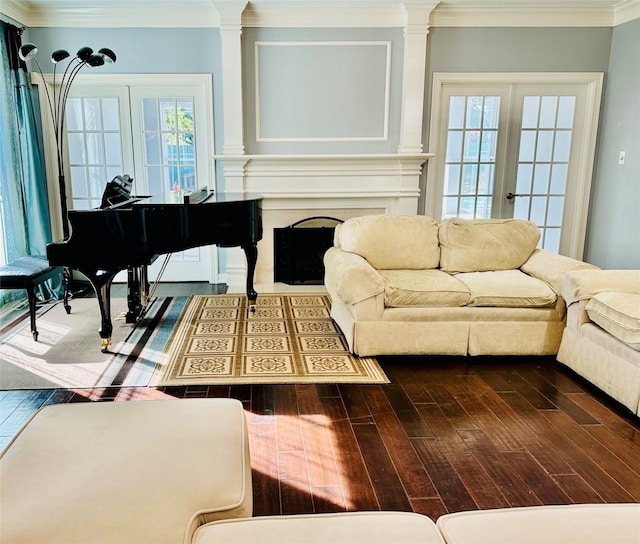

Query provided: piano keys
[47,184,263,352]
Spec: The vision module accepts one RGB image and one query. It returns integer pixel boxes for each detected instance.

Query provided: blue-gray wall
[585,18,640,268]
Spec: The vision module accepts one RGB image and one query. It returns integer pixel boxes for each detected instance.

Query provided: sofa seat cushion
[439,218,540,273]
[339,214,440,270]
[586,292,640,350]
[194,512,444,544]
[456,270,557,307]
[436,504,640,544]
[379,269,470,307]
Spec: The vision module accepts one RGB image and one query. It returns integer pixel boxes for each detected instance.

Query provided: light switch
[618,151,626,165]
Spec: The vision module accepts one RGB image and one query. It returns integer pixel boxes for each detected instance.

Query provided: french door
[39,74,215,281]
[426,73,603,258]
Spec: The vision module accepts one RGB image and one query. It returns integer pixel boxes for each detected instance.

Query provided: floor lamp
[18,43,117,240]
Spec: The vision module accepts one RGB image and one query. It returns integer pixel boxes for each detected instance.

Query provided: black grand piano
[47,176,263,351]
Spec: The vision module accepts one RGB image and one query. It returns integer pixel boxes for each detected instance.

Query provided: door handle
[506,192,525,200]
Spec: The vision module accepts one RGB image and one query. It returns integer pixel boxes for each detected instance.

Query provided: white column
[216,156,251,290]
[213,0,247,156]
[397,1,439,154]
[213,1,248,290]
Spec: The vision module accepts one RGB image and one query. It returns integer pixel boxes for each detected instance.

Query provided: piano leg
[62,267,72,314]
[79,268,119,352]
[242,243,259,312]
[125,265,148,323]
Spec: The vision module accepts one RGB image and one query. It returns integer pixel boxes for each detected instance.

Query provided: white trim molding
[398,1,439,154]
[614,0,640,25]
[254,41,392,143]
[5,0,637,28]
[3,0,221,27]
[214,0,248,155]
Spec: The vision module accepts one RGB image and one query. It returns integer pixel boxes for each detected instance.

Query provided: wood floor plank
[278,450,314,514]
[350,421,413,511]
[412,437,479,513]
[295,385,342,488]
[329,418,380,511]
[518,367,600,425]
[337,384,372,421]
[457,429,542,508]
[365,385,434,439]
[250,421,281,516]
[541,410,640,501]
[552,474,604,503]
[274,385,304,453]
[502,450,572,504]
[370,409,439,499]
[567,392,640,444]
[447,377,522,452]
[310,486,347,513]
[410,498,448,521]
[482,391,576,476]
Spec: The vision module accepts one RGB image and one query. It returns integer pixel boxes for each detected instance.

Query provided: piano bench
[0,256,63,341]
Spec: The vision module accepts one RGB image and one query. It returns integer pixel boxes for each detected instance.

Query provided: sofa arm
[520,249,598,294]
[562,269,640,306]
[323,247,385,305]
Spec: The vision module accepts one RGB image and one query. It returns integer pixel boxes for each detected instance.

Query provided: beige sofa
[193,504,640,543]
[557,269,640,415]
[324,214,596,357]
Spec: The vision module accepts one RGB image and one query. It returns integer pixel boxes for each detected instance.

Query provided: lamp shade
[51,49,70,63]
[19,43,38,61]
[76,46,94,61]
[87,54,105,67]
[98,48,117,63]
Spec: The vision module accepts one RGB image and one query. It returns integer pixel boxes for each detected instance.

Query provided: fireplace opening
[273,217,343,285]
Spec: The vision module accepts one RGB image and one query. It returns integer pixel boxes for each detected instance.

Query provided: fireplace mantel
[214,153,432,287]
[215,153,432,208]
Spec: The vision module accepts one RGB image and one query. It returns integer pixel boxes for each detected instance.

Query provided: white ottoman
[0,398,252,544]
[192,512,444,544]
[436,504,640,544]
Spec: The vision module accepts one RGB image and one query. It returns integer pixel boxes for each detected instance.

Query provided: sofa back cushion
[339,215,440,270]
[439,218,540,273]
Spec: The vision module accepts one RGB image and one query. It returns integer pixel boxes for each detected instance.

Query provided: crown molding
[2,0,637,28]
[614,0,640,25]
[243,1,408,27]
[2,0,221,27]
[430,1,616,27]
[0,0,30,25]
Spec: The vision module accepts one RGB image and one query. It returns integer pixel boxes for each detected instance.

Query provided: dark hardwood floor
[1,284,639,521]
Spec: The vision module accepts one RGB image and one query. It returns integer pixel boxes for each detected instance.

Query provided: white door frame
[426,72,603,259]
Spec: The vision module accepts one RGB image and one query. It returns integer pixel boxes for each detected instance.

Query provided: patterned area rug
[151,294,388,385]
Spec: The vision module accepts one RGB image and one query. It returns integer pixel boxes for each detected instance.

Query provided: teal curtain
[0,22,60,306]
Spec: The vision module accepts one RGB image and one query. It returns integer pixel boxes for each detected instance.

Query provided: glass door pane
[140,96,199,264]
[442,95,500,219]
[510,95,576,253]
[141,97,197,199]
[66,96,124,210]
